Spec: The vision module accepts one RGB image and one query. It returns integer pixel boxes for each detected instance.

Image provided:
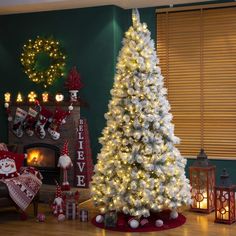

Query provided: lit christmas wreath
[20,36,66,88]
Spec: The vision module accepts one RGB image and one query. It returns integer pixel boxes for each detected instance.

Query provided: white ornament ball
[8,116,13,122]
[68,105,73,111]
[170,210,178,219]
[129,219,139,229]
[95,215,104,224]
[155,219,164,227]
[57,214,66,222]
[4,102,9,108]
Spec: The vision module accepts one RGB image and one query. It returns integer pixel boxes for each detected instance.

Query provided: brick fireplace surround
[8,103,91,203]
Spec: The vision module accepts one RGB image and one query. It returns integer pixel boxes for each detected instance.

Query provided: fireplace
[24,143,60,185]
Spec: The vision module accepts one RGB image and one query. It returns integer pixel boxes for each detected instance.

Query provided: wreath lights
[20,36,66,88]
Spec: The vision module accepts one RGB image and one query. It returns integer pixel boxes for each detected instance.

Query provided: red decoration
[58,141,73,191]
[189,149,215,213]
[92,211,186,232]
[65,191,79,220]
[52,181,65,216]
[65,67,84,91]
[0,150,25,179]
[48,108,70,140]
[74,118,94,188]
[215,169,236,224]
[35,106,53,139]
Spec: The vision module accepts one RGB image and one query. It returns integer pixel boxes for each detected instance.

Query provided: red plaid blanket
[0,168,42,211]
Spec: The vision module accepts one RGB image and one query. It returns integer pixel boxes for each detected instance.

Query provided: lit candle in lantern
[215,169,235,224]
[217,206,229,220]
[28,91,37,103]
[16,92,23,103]
[190,149,216,213]
[198,191,208,209]
[4,92,11,103]
[55,93,64,102]
[42,92,49,102]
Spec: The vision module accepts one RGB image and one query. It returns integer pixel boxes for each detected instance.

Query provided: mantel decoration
[65,66,84,102]
[20,36,66,88]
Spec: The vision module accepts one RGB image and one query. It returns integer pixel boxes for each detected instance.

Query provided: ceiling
[0,0,214,15]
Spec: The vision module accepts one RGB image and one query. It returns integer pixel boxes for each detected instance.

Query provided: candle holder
[215,169,236,224]
[189,149,216,213]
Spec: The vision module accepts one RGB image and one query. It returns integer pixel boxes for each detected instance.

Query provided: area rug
[92,210,186,232]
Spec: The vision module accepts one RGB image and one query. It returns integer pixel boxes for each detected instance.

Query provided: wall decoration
[20,36,66,88]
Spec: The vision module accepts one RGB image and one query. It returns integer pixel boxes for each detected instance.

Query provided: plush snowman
[0,157,18,178]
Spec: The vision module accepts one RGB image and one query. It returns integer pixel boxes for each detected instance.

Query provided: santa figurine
[52,181,64,216]
[58,141,73,191]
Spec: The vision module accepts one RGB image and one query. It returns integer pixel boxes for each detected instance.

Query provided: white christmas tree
[91,9,191,218]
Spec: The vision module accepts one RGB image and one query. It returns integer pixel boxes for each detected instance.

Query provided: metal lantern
[189,149,216,213]
[215,169,236,224]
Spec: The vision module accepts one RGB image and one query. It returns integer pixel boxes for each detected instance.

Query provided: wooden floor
[0,200,236,236]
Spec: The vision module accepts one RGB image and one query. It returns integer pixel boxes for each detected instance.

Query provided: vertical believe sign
[75,118,93,188]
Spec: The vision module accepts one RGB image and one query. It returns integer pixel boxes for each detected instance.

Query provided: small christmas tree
[65,66,84,91]
[91,9,191,219]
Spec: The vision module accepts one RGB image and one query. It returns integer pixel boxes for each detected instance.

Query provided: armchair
[0,143,39,217]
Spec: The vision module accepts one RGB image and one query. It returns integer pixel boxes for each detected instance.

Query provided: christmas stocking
[48,108,70,140]
[35,107,53,139]
[23,107,38,136]
[12,107,27,138]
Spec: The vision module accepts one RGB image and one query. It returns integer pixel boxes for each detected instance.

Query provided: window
[157,4,236,159]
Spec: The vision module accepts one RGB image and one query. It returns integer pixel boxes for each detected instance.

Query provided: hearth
[24,143,60,185]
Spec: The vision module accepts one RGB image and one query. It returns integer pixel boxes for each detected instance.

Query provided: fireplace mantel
[8,103,80,186]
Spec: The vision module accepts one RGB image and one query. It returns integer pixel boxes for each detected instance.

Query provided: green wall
[0,4,235,183]
[0,6,156,164]
[0,6,118,162]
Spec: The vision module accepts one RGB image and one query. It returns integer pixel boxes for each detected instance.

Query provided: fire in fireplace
[24,143,60,185]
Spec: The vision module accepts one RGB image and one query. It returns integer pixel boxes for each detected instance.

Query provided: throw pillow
[0,150,25,179]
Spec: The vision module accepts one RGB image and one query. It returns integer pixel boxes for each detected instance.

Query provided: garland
[20,36,66,88]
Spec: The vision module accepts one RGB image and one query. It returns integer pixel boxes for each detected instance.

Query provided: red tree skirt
[91,210,186,232]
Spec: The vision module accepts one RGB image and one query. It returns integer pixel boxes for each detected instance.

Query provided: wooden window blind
[157,5,236,159]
